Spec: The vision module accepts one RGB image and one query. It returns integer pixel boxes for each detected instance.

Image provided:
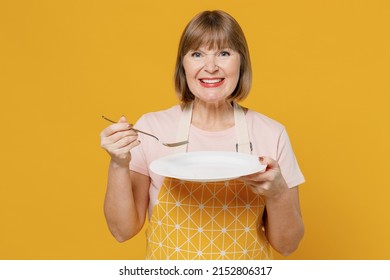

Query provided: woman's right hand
[100,116,140,167]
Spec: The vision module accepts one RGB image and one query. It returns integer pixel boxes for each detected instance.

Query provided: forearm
[104,160,143,242]
[264,187,304,256]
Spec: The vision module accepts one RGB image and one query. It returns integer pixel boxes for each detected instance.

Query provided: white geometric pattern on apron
[145,178,272,260]
[145,102,271,259]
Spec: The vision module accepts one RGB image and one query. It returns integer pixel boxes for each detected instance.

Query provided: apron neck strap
[233,102,252,154]
[174,102,193,154]
[175,101,252,154]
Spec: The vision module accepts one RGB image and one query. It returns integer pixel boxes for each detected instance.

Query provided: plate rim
[149,151,266,182]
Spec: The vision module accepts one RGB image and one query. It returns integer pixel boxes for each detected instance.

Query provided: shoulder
[245,108,286,134]
[135,105,181,129]
[139,104,181,121]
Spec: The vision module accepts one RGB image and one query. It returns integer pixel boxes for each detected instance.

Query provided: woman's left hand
[240,156,289,199]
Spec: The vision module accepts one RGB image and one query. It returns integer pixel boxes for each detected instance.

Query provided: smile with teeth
[201,78,223,83]
[199,78,225,87]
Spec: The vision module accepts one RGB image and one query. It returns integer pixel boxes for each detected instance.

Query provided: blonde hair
[174,10,252,103]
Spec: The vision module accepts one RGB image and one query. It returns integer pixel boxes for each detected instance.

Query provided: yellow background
[1,0,389,259]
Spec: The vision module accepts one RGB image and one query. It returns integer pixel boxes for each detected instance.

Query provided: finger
[241,177,272,189]
[247,185,266,195]
[128,138,141,151]
[101,122,132,137]
[238,178,268,195]
[100,130,137,150]
[118,115,128,123]
[113,138,141,155]
[240,170,271,182]
[240,178,265,188]
[107,135,139,150]
[259,156,279,170]
[104,129,138,145]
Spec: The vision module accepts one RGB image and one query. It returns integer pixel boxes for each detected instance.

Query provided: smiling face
[175,11,252,104]
[182,46,241,105]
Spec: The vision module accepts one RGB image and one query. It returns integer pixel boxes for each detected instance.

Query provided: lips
[199,78,225,88]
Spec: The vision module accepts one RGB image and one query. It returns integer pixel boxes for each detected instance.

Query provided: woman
[100,10,305,260]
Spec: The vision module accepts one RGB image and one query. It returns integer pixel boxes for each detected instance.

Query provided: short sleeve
[276,128,305,188]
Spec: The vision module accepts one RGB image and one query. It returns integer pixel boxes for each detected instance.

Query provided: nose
[203,54,218,72]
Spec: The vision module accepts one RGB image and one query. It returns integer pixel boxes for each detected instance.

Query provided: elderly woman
[100,10,305,260]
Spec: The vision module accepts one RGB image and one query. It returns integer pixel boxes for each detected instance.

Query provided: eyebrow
[191,47,233,52]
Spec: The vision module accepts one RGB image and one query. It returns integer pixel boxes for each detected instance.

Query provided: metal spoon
[102,116,188,148]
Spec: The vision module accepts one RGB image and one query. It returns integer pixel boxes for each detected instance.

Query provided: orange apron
[145,103,272,260]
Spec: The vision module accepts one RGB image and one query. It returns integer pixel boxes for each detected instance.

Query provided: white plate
[149,151,266,182]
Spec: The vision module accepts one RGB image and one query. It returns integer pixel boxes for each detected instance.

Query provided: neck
[191,99,235,131]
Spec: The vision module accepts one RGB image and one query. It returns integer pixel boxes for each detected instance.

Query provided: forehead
[184,28,234,52]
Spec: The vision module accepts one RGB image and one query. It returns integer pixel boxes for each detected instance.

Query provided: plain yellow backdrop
[1,0,389,259]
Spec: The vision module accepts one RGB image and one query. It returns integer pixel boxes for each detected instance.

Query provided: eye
[191,51,203,59]
[218,50,231,57]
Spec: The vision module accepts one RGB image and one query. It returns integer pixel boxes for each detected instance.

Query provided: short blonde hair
[174,10,252,103]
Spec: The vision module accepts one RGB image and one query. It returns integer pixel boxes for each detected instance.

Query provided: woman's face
[183,46,241,105]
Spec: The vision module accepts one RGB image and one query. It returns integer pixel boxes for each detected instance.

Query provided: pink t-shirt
[130,105,305,217]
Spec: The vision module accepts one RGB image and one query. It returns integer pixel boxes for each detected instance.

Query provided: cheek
[183,69,198,92]
[231,61,241,79]
[182,58,195,77]
[184,71,197,88]
[227,67,241,87]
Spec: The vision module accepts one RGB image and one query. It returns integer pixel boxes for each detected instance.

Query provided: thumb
[259,156,278,170]
[118,115,128,123]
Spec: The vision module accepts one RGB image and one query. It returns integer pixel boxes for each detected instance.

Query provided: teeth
[201,79,222,84]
